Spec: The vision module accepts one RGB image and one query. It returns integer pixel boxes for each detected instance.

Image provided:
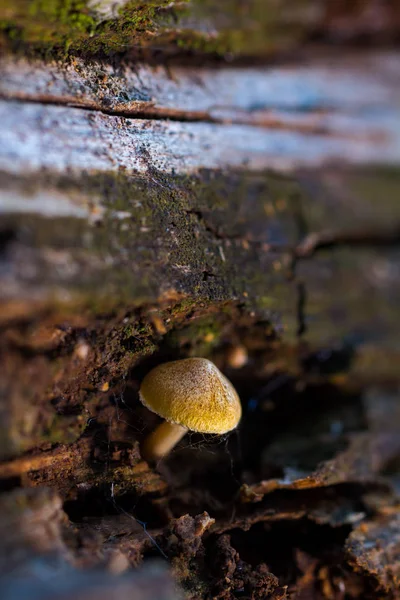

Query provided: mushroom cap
[139,358,241,434]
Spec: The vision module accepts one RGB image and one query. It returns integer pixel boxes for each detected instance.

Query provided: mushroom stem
[142,421,187,462]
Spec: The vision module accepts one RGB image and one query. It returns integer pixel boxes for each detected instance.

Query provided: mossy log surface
[1,4,400,598]
[1,0,400,61]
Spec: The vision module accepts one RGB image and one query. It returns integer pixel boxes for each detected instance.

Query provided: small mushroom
[139,357,242,461]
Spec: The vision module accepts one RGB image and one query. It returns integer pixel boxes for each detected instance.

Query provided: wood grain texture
[1,53,400,178]
[1,100,400,177]
[2,52,399,118]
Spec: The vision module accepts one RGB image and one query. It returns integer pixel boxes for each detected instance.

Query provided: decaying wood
[1,1,400,598]
[346,513,400,595]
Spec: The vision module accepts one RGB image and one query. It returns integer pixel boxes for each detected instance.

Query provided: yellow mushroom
[139,357,242,462]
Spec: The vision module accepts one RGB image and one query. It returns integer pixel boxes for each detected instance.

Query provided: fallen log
[1,1,400,598]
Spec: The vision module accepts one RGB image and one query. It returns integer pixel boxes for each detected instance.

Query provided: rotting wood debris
[0,313,399,599]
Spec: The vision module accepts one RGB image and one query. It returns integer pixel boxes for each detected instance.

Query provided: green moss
[1,0,316,60]
[0,0,97,56]
[28,0,94,31]
[0,0,188,58]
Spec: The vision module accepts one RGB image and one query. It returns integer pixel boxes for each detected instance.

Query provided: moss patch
[0,0,317,60]
[0,0,187,59]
